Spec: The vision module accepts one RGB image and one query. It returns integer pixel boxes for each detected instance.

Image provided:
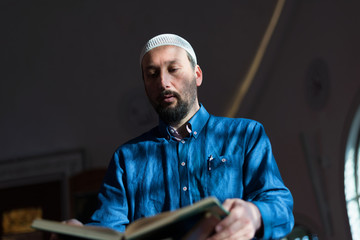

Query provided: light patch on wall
[2,207,42,234]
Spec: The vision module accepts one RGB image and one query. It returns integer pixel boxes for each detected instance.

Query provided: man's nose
[159,72,171,89]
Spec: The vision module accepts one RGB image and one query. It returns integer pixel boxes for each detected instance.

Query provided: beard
[152,76,198,125]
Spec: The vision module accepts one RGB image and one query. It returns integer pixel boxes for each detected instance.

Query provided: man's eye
[147,71,158,78]
[169,68,178,73]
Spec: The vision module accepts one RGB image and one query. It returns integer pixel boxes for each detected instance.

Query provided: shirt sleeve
[243,122,294,239]
[86,150,129,232]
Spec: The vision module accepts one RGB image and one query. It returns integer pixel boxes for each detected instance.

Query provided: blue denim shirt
[89,105,294,239]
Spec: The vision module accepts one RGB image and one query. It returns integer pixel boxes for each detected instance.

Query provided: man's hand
[50,219,83,240]
[207,199,262,240]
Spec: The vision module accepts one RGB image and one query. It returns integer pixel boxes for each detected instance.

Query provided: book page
[125,197,228,239]
[32,219,124,240]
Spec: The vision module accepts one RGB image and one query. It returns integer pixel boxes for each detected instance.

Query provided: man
[88,34,294,239]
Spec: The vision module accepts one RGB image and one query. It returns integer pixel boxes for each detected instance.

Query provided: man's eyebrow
[144,60,180,70]
[166,60,178,65]
[144,65,158,71]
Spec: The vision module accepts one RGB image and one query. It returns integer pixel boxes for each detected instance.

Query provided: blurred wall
[1,0,359,239]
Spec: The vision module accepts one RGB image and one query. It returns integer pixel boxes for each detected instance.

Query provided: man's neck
[173,124,190,139]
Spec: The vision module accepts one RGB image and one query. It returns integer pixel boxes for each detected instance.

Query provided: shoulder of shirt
[115,125,161,150]
[208,114,264,128]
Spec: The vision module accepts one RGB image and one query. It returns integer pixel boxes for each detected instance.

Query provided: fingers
[209,209,252,239]
[208,221,255,240]
[209,221,256,240]
[215,203,248,232]
[62,219,83,226]
[49,219,83,240]
[207,199,262,240]
[221,198,237,212]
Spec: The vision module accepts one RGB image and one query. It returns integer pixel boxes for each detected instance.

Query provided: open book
[31,197,228,240]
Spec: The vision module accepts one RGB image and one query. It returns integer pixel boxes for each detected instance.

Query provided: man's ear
[195,65,203,87]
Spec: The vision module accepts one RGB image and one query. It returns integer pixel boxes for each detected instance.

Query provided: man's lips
[161,95,176,103]
[158,91,178,103]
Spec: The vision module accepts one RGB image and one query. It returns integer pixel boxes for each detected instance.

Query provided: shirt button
[194,131,197,135]
[221,158,227,162]
[181,140,185,144]
[181,162,186,166]
[182,186,187,191]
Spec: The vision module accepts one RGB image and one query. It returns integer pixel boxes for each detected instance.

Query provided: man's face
[141,45,202,125]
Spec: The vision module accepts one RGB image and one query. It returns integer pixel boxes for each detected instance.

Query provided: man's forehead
[142,46,188,66]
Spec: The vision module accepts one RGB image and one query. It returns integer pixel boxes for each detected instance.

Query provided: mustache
[158,90,180,100]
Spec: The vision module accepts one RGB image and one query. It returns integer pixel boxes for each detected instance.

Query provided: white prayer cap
[139,33,197,65]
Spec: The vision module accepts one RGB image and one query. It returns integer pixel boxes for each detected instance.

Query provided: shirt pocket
[206,155,242,202]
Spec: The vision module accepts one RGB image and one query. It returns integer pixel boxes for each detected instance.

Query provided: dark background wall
[1,0,359,239]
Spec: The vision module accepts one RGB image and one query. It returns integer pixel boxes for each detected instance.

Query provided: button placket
[178,139,190,206]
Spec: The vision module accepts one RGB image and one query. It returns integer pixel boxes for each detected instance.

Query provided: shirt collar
[158,103,210,140]
[168,124,192,141]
